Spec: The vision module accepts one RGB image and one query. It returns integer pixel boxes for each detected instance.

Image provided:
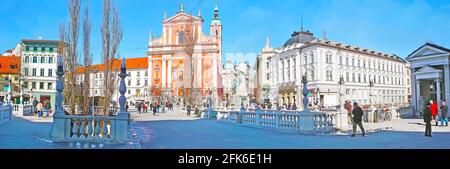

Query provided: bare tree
[100,0,122,115]
[181,16,203,108]
[59,0,81,114]
[81,3,92,114]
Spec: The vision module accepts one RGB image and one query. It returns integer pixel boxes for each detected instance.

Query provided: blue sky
[1,0,450,66]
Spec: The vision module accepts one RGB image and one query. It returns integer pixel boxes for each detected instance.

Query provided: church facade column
[436,79,442,113]
[162,58,167,89]
[444,64,450,115]
[167,58,172,90]
[148,58,153,96]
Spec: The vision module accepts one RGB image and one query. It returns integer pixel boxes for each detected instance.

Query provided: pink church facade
[147,4,223,102]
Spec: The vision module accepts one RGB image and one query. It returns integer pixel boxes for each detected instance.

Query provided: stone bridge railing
[0,104,12,123]
[51,57,130,143]
[205,108,347,133]
[53,114,127,142]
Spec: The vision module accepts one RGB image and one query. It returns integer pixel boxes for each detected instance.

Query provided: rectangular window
[25,68,29,76]
[41,47,46,52]
[40,69,45,76]
[128,90,130,95]
[346,57,349,66]
[364,74,366,83]
[25,56,29,63]
[32,69,37,76]
[39,82,44,89]
[40,57,45,63]
[346,72,349,82]
[266,73,270,80]
[128,80,131,86]
[49,47,54,52]
[352,73,355,82]
[145,80,148,85]
[145,71,148,77]
[339,56,342,65]
[137,80,141,86]
[33,47,37,52]
[49,57,54,64]
[32,82,36,89]
[352,58,355,66]
[25,47,30,51]
[326,70,333,81]
[48,83,53,90]
[48,69,52,77]
[33,56,37,63]
[358,74,361,83]
[128,72,132,77]
[137,72,141,77]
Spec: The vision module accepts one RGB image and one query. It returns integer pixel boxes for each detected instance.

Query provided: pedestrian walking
[440,100,448,127]
[32,97,38,116]
[186,104,191,116]
[44,100,51,117]
[351,102,365,137]
[36,102,43,118]
[152,103,157,115]
[430,100,439,126]
[344,100,353,125]
[137,102,142,114]
[424,103,432,137]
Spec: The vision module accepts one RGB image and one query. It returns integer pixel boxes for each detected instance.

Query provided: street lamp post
[338,76,345,110]
[369,80,374,110]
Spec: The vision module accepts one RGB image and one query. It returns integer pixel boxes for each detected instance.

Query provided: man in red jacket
[430,100,439,126]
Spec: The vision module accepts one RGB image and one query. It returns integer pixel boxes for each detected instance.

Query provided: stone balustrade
[12,104,33,116]
[52,114,128,142]
[206,108,343,133]
[0,104,12,123]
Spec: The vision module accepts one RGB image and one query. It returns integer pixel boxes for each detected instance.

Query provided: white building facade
[407,43,450,116]
[14,39,59,106]
[261,30,410,109]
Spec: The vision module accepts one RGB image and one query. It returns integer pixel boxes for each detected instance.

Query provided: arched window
[179,31,185,44]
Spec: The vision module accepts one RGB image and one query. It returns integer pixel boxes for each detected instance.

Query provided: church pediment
[407,43,450,60]
[415,66,441,74]
[165,13,201,22]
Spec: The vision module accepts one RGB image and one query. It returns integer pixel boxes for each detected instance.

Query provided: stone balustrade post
[115,58,130,143]
[51,56,67,141]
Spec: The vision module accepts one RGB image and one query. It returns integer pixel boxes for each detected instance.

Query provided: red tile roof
[0,56,21,75]
[76,57,148,73]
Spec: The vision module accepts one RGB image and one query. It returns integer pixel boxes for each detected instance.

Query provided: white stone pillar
[411,73,417,115]
[167,59,172,88]
[416,79,421,113]
[444,64,450,115]
[163,25,167,45]
[436,79,442,113]
[197,55,202,89]
[148,59,153,95]
[162,58,167,89]
[168,26,172,44]
[213,56,218,88]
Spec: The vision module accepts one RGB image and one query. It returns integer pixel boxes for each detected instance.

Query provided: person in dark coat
[351,102,365,137]
[186,104,191,116]
[424,103,432,137]
[136,102,142,114]
[440,100,448,127]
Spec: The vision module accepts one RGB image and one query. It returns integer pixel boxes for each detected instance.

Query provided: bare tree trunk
[181,16,202,107]
[82,3,92,115]
[101,0,122,115]
[58,0,81,115]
